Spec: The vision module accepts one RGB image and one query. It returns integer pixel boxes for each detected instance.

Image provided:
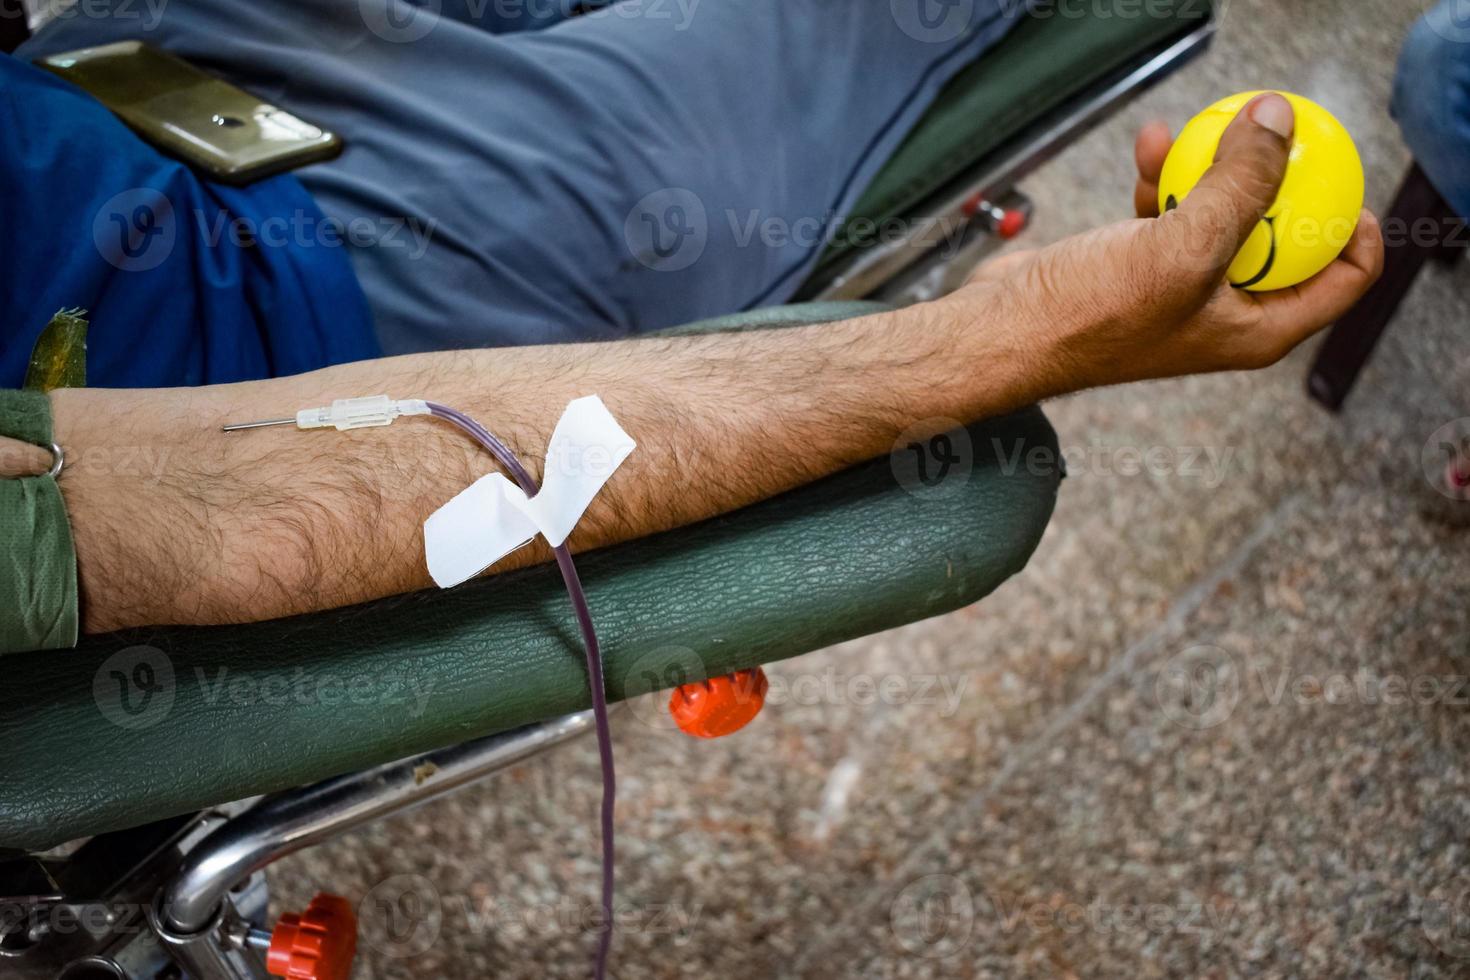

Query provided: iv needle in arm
[221,418,296,432]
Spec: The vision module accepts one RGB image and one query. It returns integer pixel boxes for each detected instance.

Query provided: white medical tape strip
[507,395,637,548]
[424,473,538,588]
[423,395,636,588]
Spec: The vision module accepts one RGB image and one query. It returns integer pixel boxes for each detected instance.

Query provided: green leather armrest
[0,303,1060,852]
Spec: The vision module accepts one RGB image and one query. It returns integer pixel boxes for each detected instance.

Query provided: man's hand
[958,93,1384,395]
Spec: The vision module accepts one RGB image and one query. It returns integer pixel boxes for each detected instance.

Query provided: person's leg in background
[18,0,1026,354]
[1392,0,1470,219]
[1308,0,1470,409]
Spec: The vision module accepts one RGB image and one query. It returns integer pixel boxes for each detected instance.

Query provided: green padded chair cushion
[0,304,1060,851]
[814,0,1212,278]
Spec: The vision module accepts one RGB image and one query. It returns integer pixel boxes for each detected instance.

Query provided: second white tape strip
[423,395,637,588]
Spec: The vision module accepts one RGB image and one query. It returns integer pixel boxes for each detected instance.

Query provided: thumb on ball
[1174,92,1295,269]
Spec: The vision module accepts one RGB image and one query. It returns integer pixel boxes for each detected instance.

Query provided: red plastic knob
[669,667,769,739]
[996,208,1028,240]
[267,893,358,980]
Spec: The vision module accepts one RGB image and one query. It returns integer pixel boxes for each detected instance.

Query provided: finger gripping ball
[1159,91,1365,292]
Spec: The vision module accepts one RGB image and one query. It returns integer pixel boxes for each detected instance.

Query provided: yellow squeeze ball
[1158,91,1365,292]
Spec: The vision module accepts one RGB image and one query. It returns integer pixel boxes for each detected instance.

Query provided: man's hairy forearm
[23,101,1387,634]
[49,285,1050,633]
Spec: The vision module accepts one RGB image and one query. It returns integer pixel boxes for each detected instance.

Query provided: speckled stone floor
[271,0,1470,975]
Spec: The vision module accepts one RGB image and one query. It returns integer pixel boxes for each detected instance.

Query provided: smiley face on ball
[1159,91,1365,293]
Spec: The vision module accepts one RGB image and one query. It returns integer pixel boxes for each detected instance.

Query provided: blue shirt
[0,54,377,389]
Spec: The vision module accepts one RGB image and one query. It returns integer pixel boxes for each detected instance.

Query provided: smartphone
[36,41,343,185]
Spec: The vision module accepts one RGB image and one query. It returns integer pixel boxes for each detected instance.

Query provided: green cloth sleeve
[0,388,79,652]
